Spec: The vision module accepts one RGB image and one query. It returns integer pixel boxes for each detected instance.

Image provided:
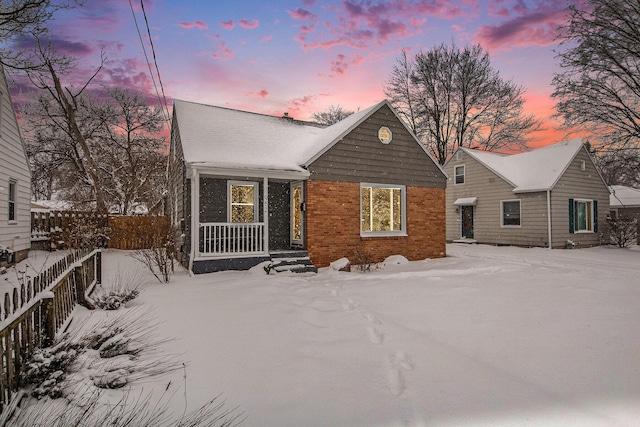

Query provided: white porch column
[189,168,200,272]
[263,177,269,254]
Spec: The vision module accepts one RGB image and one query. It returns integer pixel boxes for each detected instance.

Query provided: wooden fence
[0,248,101,410]
[108,216,169,250]
[31,211,168,251]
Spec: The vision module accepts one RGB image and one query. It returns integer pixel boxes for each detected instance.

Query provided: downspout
[188,168,199,275]
[547,189,552,249]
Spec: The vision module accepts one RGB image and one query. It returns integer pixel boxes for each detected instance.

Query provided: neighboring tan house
[445,139,610,248]
[609,185,640,220]
[169,99,447,273]
[0,65,30,266]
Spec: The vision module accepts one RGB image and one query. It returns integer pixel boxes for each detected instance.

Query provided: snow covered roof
[460,139,587,193]
[173,99,387,176]
[610,185,640,208]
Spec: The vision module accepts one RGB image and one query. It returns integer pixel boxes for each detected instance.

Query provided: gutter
[547,189,552,249]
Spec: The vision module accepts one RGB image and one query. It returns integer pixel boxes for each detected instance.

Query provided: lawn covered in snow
[12,243,639,426]
[85,243,639,427]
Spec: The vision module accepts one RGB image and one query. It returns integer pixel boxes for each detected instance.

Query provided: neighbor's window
[573,199,594,232]
[501,199,521,227]
[8,179,16,222]
[228,181,258,223]
[361,183,406,235]
[454,165,465,185]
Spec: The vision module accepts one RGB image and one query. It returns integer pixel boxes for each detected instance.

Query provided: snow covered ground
[11,243,640,426]
[83,243,639,427]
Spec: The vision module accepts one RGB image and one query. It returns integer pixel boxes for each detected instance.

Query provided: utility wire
[128,0,171,123]
[140,0,171,123]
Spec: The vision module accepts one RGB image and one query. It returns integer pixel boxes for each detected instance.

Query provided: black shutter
[569,198,574,234]
[593,200,598,233]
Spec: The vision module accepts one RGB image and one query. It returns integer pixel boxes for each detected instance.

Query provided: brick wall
[306,180,446,267]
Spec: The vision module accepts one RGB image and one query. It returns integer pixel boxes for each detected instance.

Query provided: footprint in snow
[385,359,406,397]
[367,325,385,344]
[392,351,414,371]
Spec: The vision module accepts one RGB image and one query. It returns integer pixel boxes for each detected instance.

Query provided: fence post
[96,250,102,285]
[74,263,95,310]
[41,293,56,346]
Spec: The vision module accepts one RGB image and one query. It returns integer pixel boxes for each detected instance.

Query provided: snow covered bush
[0,385,244,427]
[20,341,83,399]
[607,216,638,248]
[92,272,144,310]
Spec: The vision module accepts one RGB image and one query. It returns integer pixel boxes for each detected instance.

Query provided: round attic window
[378,126,392,144]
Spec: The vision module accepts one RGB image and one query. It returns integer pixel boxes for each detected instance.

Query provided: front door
[461,205,474,238]
[290,181,304,246]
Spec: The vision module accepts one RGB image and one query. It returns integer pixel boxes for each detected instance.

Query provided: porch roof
[174,99,383,173]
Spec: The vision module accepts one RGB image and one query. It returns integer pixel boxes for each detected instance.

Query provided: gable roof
[610,185,640,208]
[458,139,591,193]
[173,99,444,177]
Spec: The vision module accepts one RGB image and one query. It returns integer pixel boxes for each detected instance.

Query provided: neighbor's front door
[461,205,474,238]
[290,181,304,246]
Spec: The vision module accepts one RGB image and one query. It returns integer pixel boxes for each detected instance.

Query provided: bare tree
[0,0,79,70]
[96,87,167,215]
[384,49,422,139]
[311,105,354,126]
[22,41,109,212]
[385,42,541,164]
[592,148,640,187]
[552,0,640,151]
[26,85,168,213]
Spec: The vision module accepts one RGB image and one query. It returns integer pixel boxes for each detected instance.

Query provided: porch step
[265,253,318,274]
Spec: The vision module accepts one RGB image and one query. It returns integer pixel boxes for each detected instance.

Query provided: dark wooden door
[461,205,474,238]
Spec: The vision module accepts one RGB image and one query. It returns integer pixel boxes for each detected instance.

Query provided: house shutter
[593,200,598,233]
[568,198,574,233]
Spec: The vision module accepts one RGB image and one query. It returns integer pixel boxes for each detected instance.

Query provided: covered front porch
[187,166,311,273]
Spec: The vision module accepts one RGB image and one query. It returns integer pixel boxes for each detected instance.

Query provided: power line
[140,0,171,123]
[128,0,171,123]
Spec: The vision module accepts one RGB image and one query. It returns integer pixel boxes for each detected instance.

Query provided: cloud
[476,1,569,49]
[180,20,208,30]
[12,35,94,57]
[260,35,273,43]
[239,19,259,29]
[220,20,235,30]
[330,53,365,75]
[212,40,234,60]
[247,89,269,98]
[288,8,317,20]
[294,0,471,51]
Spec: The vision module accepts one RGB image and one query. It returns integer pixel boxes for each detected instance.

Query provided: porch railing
[199,222,265,256]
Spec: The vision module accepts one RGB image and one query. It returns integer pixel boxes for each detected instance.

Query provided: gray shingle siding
[308,105,446,188]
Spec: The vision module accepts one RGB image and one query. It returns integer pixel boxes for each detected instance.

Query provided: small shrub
[130,223,176,283]
[92,272,144,310]
[607,216,638,248]
[351,243,375,273]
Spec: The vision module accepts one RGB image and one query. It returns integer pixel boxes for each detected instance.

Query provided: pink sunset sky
[8,0,581,149]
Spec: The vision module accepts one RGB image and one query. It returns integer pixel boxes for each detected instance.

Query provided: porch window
[8,179,16,222]
[501,200,521,227]
[361,183,406,235]
[570,198,597,233]
[454,165,465,185]
[228,181,258,223]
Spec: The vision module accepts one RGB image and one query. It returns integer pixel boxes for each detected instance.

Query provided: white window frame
[454,165,465,185]
[8,179,16,223]
[227,181,259,223]
[500,199,521,228]
[360,183,407,237]
[574,199,594,233]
